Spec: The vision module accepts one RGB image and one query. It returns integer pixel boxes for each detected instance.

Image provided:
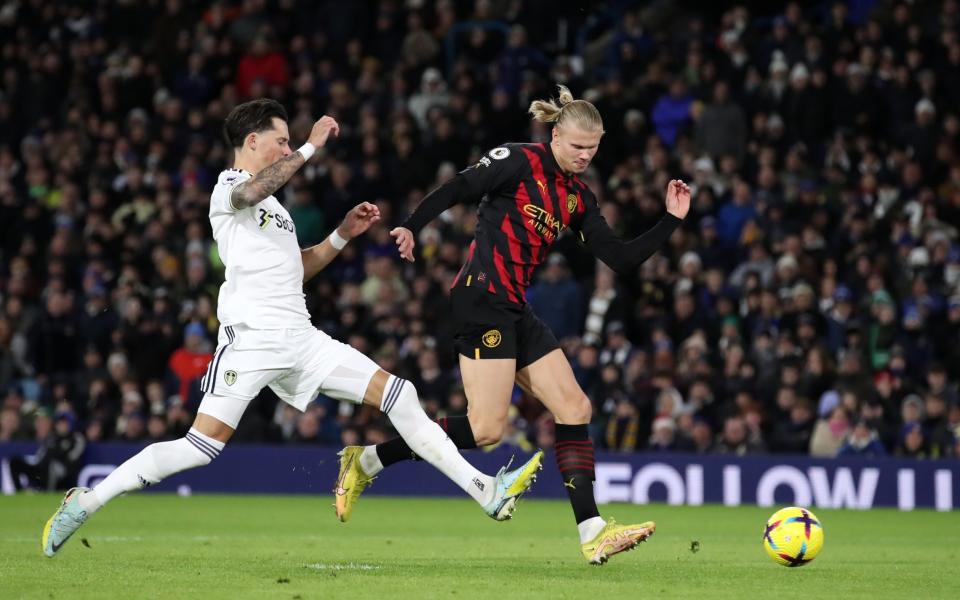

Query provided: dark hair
[222,98,288,149]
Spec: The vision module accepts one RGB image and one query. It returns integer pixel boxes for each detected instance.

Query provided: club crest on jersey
[489,147,510,160]
[567,193,578,213]
[258,208,273,229]
[224,370,237,386]
[482,329,502,348]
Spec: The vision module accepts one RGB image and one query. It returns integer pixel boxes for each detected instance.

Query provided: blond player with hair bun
[341,84,692,564]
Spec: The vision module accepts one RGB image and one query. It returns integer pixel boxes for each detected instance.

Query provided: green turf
[0,494,956,599]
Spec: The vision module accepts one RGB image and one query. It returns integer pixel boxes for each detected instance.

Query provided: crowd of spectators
[1,0,959,469]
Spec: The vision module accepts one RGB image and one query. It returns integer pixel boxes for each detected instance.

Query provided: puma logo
[564,478,577,490]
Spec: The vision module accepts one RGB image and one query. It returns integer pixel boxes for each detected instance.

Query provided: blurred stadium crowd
[1,0,959,471]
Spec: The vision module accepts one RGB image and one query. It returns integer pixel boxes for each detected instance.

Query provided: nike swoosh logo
[51,534,71,554]
[334,452,358,492]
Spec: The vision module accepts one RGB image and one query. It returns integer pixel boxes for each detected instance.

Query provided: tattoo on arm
[230,153,306,209]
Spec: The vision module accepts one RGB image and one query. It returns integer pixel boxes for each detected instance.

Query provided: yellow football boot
[581,518,656,565]
[333,446,375,522]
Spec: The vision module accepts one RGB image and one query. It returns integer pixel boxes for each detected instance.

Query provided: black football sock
[375,415,478,467]
[554,423,601,524]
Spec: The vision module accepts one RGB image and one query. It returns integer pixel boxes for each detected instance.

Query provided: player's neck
[232,152,260,176]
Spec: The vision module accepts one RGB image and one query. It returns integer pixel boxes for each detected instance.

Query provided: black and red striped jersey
[403,142,682,304]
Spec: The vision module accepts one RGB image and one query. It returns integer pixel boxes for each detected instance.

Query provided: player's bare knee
[557,394,592,425]
[469,419,505,446]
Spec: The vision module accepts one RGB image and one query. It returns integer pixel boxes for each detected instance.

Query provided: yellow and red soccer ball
[762,507,824,567]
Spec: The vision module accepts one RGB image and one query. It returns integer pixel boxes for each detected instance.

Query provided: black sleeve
[576,199,683,274]
[402,146,525,234]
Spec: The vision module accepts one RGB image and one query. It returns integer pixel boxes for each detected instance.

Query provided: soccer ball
[762,506,824,567]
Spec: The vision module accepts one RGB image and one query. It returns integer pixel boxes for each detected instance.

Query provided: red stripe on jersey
[500,212,525,285]
[513,180,542,248]
[512,180,542,283]
[492,245,520,303]
[523,146,554,215]
[554,172,573,226]
[521,146,552,282]
[452,239,477,288]
[534,140,551,248]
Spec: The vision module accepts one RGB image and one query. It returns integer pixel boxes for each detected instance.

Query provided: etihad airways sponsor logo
[521,203,565,241]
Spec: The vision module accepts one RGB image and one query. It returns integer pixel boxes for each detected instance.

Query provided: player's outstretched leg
[336,415,478,521]
[334,373,542,522]
[335,443,543,522]
[41,424,225,557]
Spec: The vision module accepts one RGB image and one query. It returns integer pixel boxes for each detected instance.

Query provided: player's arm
[301,202,380,281]
[230,153,305,210]
[578,179,690,274]
[392,146,523,262]
[230,116,340,210]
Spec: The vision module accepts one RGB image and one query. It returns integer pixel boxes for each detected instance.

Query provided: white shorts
[197,324,380,428]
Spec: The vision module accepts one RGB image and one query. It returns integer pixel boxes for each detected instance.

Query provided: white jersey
[209,169,311,330]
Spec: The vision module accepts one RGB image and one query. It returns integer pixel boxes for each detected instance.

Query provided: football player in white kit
[41,99,543,557]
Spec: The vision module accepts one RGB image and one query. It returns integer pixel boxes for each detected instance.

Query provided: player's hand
[338,202,381,240]
[308,115,340,148]
[390,226,415,262]
[665,179,691,219]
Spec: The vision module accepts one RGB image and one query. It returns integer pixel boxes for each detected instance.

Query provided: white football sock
[82,428,224,512]
[577,516,607,543]
[381,376,494,505]
[359,446,384,476]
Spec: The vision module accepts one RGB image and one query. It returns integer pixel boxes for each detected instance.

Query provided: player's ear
[246,132,257,152]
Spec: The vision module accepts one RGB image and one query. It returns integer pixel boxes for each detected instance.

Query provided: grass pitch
[0,494,955,599]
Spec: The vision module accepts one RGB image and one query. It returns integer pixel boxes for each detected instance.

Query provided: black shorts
[450,283,559,369]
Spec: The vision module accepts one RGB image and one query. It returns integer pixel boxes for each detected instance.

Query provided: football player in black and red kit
[338,85,691,564]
